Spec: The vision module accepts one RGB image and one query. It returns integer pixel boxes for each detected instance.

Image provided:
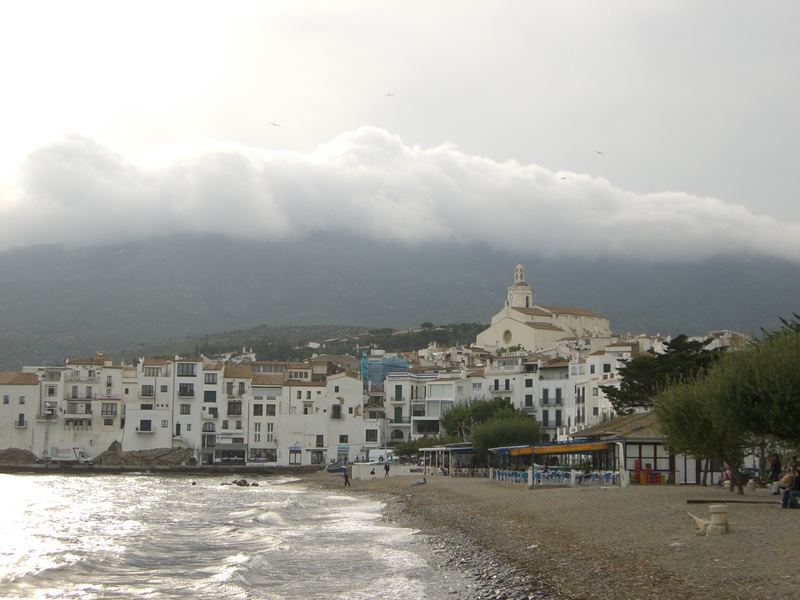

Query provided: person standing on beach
[344,470,351,487]
[384,462,390,478]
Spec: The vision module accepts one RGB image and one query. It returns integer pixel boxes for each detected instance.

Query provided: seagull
[269,122,281,127]
[560,176,568,180]
[385,93,395,97]
[595,150,605,155]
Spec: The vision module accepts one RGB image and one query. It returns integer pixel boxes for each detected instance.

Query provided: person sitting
[780,465,800,509]
[772,468,795,495]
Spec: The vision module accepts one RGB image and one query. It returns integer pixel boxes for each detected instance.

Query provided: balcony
[135,426,154,434]
[390,396,405,403]
[14,419,28,428]
[65,393,98,401]
[491,385,514,392]
[388,417,411,424]
[178,391,195,398]
[66,374,100,383]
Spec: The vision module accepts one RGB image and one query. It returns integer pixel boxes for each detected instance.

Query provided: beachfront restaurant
[420,444,487,477]
[488,440,619,485]
[569,411,724,485]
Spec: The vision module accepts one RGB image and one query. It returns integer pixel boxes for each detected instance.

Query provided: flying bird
[595,150,605,155]
[269,122,281,127]
[385,93,395,97]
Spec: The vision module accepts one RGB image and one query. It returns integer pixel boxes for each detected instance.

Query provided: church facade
[475,265,612,352]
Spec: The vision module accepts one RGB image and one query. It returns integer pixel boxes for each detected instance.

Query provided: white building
[476,265,612,353]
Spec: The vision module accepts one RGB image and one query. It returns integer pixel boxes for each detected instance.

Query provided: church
[475,265,612,352]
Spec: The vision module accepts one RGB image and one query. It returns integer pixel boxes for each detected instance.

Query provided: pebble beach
[307,471,800,600]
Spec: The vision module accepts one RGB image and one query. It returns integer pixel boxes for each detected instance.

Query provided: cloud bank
[2,127,798,262]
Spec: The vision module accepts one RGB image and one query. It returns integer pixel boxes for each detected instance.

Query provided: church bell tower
[506,264,534,309]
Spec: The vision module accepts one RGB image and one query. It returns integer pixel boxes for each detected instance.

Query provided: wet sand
[307,471,800,600]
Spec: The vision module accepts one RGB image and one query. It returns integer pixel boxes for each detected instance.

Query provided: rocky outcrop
[0,448,37,464]
[95,441,194,466]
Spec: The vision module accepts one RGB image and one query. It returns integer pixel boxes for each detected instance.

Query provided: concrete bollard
[707,504,729,535]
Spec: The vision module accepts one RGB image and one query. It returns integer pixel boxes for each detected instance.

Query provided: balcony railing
[14,419,28,428]
[388,417,411,424]
[135,427,154,434]
[66,374,100,383]
[65,393,98,401]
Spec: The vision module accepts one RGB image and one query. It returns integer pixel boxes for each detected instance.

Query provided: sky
[1,1,798,262]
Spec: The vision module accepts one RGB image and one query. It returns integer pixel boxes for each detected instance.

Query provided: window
[339,435,348,444]
[160,385,168,393]
[592,387,599,396]
[348,407,353,414]
[138,420,152,432]
[71,385,78,399]
[289,449,302,465]
[233,437,244,444]
[141,385,154,397]
[140,403,153,410]
[106,375,113,386]
[603,363,611,373]
[504,379,510,390]
[525,394,533,407]
[186,424,191,432]
[204,390,216,403]
[306,391,311,400]
[266,404,276,416]
[177,363,196,377]
[297,390,302,400]
[101,403,117,416]
[143,367,160,377]
[542,410,549,427]
[472,382,482,390]
[204,373,217,384]
[331,404,342,419]
[494,379,499,390]
[316,435,324,448]
[238,382,245,395]
[589,364,596,375]
[226,382,235,396]
[303,405,311,415]
[19,396,25,405]
[555,388,562,402]
[85,386,92,399]
[593,406,599,416]
[254,422,261,432]
[222,420,229,429]
[525,379,533,388]
[335,385,340,393]
[253,404,263,416]
[254,433,261,442]
[180,404,191,415]
[161,420,168,428]
[47,386,56,397]
[178,383,194,397]
[104,418,113,426]
[542,389,549,404]
[2,395,8,405]
[227,401,242,416]
[250,448,277,462]
[366,429,378,442]
[236,420,242,430]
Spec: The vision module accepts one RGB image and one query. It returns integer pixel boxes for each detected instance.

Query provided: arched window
[202,422,215,432]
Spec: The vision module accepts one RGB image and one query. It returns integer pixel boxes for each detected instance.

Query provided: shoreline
[303,471,800,600]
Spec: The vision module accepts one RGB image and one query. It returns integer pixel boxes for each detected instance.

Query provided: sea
[0,474,471,599]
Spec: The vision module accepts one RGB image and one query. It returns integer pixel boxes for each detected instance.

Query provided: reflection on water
[0,474,463,599]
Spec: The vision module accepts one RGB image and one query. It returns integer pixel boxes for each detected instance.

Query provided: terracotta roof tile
[0,372,39,385]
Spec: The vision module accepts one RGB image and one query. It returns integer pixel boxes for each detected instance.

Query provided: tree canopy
[440,397,522,441]
[471,416,542,456]
[603,335,725,415]
[655,327,800,491]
